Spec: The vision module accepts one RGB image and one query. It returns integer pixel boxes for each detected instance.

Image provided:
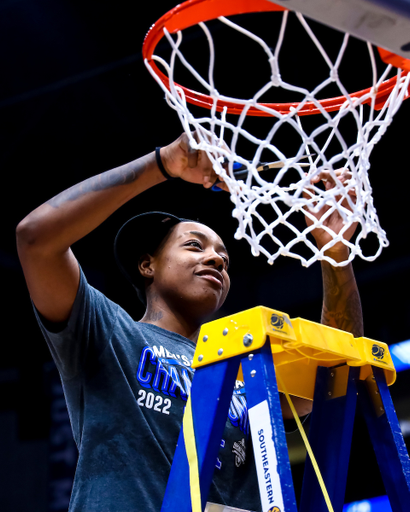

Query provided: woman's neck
[140,304,201,342]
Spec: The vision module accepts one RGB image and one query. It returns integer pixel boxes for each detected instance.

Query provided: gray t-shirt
[35,268,260,511]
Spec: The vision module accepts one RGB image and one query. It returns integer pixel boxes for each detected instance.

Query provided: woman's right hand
[160,132,228,190]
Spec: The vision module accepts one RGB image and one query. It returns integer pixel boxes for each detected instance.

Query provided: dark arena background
[1,1,410,511]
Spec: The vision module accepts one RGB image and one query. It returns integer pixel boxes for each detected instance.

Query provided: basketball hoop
[142,0,410,266]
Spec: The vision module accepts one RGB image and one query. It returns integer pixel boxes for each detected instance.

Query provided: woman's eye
[187,240,202,249]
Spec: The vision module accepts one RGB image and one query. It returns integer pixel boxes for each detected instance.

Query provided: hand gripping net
[143,0,410,266]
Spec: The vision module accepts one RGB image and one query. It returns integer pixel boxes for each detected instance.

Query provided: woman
[16,133,363,511]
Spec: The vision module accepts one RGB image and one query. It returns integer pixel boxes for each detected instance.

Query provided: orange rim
[142,0,410,116]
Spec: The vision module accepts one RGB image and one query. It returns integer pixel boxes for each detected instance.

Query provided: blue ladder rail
[160,307,410,512]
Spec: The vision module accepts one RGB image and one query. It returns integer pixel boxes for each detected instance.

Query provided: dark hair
[114,212,185,304]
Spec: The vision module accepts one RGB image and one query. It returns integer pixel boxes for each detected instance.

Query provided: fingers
[192,133,220,188]
[186,131,200,168]
[193,152,219,189]
[309,168,356,200]
[310,168,348,185]
[211,178,230,192]
[173,131,216,187]
[187,143,198,168]
[167,130,229,191]
[303,167,357,213]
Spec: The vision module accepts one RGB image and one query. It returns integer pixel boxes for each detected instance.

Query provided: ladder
[160,306,410,512]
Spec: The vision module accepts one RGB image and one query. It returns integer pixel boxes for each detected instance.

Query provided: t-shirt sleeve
[33,267,120,381]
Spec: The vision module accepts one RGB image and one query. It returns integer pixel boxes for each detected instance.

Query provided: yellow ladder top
[194,306,396,400]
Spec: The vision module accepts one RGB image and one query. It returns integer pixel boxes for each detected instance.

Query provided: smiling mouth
[195,272,223,287]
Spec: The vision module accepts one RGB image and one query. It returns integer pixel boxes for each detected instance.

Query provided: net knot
[269,56,281,87]
[330,68,339,82]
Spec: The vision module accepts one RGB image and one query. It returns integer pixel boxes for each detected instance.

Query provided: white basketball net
[145,10,410,266]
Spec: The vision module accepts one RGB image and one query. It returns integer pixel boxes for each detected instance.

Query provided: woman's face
[146,221,230,319]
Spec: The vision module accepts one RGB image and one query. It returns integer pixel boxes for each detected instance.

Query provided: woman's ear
[138,253,155,279]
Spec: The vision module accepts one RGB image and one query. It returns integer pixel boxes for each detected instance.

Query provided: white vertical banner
[248,400,285,512]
